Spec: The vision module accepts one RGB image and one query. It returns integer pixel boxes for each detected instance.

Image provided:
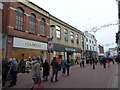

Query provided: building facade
[0,1,3,60]
[2,1,50,62]
[116,0,120,55]
[49,15,86,61]
[97,44,104,57]
[84,31,97,58]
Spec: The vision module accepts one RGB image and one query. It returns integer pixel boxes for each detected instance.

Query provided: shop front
[52,44,82,65]
[12,37,47,62]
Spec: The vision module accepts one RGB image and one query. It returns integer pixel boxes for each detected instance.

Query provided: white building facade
[84,31,97,57]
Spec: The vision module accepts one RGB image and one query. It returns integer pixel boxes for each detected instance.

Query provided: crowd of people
[2,55,120,89]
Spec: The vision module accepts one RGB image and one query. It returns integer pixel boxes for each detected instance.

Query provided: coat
[43,62,50,77]
[31,60,41,79]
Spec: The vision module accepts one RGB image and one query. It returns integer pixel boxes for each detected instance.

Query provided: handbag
[34,79,44,90]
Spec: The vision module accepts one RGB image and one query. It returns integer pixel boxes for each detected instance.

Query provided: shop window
[40,18,45,36]
[16,7,24,31]
[64,29,68,42]
[71,32,74,43]
[56,26,61,39]
[29,13,36,34]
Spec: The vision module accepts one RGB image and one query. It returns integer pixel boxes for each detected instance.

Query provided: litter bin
[71,59,75,66]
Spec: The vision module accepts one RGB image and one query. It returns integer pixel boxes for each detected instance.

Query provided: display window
[12,48,45,62]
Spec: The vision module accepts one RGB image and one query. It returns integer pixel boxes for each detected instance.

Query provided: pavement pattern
[2,63,119,89]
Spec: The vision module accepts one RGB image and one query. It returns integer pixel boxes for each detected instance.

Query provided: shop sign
[13,37,47,50]
[65,48,75,52]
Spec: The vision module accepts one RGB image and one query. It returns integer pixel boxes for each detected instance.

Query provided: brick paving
[2,63,119,89]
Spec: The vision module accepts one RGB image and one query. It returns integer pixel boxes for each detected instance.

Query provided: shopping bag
[34,80,44,90]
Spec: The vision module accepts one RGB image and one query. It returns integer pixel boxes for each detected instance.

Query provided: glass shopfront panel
[12,48,44,61]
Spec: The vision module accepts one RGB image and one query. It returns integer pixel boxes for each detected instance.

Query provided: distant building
[97,44,104,57]
[84,31,97,57]
[109,48,118,57]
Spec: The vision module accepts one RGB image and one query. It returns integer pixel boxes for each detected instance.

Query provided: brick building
[2,1,50,62]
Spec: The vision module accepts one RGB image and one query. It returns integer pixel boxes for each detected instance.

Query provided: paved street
[2,63,119,89]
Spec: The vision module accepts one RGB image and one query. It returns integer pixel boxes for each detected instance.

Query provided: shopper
[51,57,59,82]
[2,58,9,86]
[31,56,42,89]
[43,60,50,81]
[8,58,19,87]
[61,59,67,76]
[66,59,71,76]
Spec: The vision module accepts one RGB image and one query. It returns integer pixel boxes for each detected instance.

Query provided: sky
[29,0,118,51]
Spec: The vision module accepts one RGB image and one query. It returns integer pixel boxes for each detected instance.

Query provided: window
[86,38,88,42]
[90,46,91,50]
[16,8,24,30]
[81,37,84,49]
[40,18,45,36]
[30,14,36,34]
[64,29,68,42]
[92,41,94,44]
[89,40,91,43]
[76,34,79,44]
[56,26,61,39]
[87,45,88,50]
[70,32,74,43]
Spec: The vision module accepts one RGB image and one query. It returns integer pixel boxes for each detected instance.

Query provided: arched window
[40,18,45,36]
[71,32,74,43]
[76,34,79,44]
[30,14,36,34]
[64,29,68,42]
[16,8,24,30]
[56,26,61,39]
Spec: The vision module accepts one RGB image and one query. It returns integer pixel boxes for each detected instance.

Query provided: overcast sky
[29,0,118,51]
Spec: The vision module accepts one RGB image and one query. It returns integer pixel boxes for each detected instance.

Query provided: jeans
[51,70,58,81]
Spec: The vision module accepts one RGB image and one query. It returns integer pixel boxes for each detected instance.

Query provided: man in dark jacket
[50,57,59,82]
[2,58,9,86]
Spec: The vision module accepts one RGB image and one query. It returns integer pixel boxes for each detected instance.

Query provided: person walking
[31,56,42,89]
[50,57,59,82]
[66,59,71,76]
[82,58,85,67]
[61,59,67,76]
[92,57,95,69]
[2,58,9,86]
[43,60,50,82]
[102,57,107,68]
[8,58,19,87]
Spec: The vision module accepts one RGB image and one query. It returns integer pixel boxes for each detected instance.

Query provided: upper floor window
[56,26,61,39]
[30,14,36,34]
[64,29,68,42]
[16,8,24,30]
[87,45,88,50]
[90,46,91,50]
[70,32,74,43]
[86,38,88,42]
[89,40,91,43]
[92,41,94,44]
[76,34,79,44]
[81,37,84,49]
[40,18,45,36]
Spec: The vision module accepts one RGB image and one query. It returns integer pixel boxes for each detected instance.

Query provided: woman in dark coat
[43,60,50,81]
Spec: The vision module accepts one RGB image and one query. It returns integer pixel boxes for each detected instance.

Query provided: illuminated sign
[13,37,47,50]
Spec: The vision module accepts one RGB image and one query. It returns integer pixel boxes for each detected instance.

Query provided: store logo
[25,43,41,47]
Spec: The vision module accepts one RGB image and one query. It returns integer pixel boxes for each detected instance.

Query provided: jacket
[31,60,41,79]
